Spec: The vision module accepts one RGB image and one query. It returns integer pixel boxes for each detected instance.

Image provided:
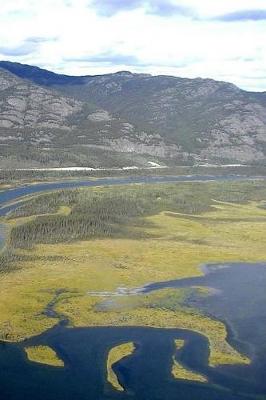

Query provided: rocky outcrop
[0,69,82,130]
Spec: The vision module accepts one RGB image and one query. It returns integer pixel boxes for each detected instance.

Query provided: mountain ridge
[0,60,244,89]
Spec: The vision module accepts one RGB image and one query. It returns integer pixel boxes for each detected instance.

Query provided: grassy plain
[0,181,266,369]
[106,342,135,391]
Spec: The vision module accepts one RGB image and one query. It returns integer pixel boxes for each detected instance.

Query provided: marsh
[0,176,266,399]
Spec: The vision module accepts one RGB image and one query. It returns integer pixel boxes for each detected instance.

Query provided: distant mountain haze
[0,61,265,168]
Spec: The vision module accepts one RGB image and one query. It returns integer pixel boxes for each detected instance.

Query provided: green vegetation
[106,342,136,391]
[24,345,64,367]
[0,180,266,368]
[171,339,207,383]
[5,180,266,248]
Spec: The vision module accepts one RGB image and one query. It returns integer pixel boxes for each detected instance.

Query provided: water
[0,326,261,400]
[91,262,266,395]
[142,263,266,391]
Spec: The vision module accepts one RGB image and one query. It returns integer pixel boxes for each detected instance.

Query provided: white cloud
[0,0,265,91]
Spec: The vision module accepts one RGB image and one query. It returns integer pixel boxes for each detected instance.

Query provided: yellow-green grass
[5,205,71,226]
[0,200,265,368]
[171,339,207,382]
[24,345,64,367]
[107,342,135,391]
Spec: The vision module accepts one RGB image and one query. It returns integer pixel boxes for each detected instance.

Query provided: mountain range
[0,60,265,168]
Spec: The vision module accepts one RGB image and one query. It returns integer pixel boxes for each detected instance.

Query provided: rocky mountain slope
[0,61,265,168]
[0,67,163,168]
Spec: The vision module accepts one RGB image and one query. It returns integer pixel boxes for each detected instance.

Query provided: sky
[0,0,266,91]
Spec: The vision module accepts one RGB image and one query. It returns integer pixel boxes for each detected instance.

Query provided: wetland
[0,175,266,399]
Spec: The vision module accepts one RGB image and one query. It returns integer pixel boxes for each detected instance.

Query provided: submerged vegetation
[0,179,266,368]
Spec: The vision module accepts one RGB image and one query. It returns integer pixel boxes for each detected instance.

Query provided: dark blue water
[0,326,263,400]
[143,263,266,388]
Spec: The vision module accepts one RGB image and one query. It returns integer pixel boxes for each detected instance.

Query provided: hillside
[0,67,161,168]
[0,61,266,168]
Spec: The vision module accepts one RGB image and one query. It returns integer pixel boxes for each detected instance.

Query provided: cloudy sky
[0,0,266,91]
